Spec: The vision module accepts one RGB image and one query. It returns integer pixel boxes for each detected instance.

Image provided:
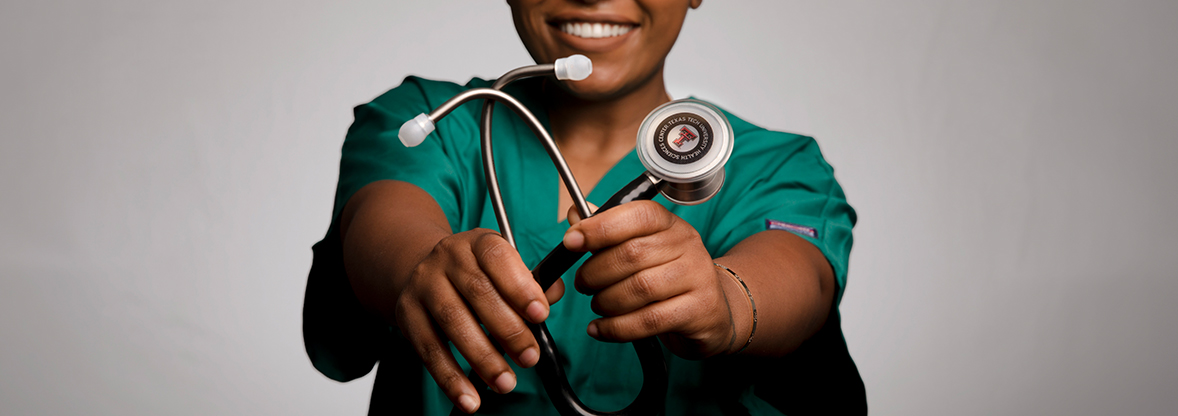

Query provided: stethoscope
[399,55,733,416]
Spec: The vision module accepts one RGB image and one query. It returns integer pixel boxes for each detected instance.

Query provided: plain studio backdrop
[2,0,1176,414]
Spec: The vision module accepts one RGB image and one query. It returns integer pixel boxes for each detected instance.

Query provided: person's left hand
[562,201,739,359]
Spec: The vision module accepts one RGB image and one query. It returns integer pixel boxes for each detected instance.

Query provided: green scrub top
[309,76,862,415]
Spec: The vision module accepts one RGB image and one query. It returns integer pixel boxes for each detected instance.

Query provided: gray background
[2,0,1176,414]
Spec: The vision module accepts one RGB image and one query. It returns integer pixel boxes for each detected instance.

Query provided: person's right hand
[393,228,565,414]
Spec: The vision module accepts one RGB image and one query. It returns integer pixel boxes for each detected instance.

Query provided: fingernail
[458,394,478,413]
[526,300,547,322]
[519,347,539,367]
[493,372,516,394]
[587,321,599,338]
[563,230,584,250]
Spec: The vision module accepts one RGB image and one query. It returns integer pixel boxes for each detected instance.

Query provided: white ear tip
[554,54,592,81]
[398,114,434,147]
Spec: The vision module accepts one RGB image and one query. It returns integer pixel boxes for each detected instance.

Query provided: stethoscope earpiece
[635,99,734,205]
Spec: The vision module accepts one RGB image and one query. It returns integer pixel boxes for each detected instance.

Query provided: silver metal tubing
[491,64,554,90]
[427,87,593,249]
[479,64,554,248]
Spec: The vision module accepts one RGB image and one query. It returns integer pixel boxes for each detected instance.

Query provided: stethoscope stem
[530,173,667,416]
[530,173,662,290]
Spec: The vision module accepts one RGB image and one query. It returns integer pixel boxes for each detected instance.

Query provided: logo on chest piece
[654,112,713,165]
[673,126,698,148]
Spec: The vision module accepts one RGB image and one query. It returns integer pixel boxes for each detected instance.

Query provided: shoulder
[683,101,856,284]
[703,101,832,176]
[345,76,497,153]
[360,76,494,118]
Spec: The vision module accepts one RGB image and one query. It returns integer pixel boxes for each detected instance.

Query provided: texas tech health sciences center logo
[654,112,713,165]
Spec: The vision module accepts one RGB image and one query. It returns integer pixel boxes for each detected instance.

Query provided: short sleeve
[305,77,479,382]
[702,129,857,304]
[331,78,464,230]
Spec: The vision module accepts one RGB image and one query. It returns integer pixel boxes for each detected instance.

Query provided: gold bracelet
[714,263,757,354]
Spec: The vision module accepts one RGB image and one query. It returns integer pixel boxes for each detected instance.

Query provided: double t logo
[673,126,698,147]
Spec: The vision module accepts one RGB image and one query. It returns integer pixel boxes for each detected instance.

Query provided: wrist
[714,263,756,355]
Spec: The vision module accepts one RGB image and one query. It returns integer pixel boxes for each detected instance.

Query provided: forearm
[714,230,836,357]
[339,180,557,407]
[339,180,453,325]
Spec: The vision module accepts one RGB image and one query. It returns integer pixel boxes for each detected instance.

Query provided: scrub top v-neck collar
[494,80,649,266]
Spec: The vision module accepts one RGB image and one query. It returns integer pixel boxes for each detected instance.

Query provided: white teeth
[558,21,633,39]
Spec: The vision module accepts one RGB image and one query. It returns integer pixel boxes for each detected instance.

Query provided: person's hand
[563,201,739,359]
[393,229,565,414]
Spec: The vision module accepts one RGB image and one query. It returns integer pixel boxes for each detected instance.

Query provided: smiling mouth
[555,21,636,39]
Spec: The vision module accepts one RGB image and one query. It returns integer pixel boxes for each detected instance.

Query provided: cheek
[513,10,557,63]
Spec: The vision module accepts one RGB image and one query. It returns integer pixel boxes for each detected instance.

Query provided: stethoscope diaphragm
[635,99,734,205]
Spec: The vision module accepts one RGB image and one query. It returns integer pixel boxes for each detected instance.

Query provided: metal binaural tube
[425,88,594,242]
[479,63,556,248]
[473,57,588,248]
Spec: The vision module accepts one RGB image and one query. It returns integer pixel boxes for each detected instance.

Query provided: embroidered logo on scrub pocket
[766,219,818,239]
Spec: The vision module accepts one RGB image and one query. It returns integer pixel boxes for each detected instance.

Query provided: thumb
[566,202,599,226]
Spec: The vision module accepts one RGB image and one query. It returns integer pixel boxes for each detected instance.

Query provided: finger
[472,232,549,323]
[564,201,677,252]
[566,202,599,225]
[448,252,541,370]
[425,283,521,394]
[574,232,680,294]
[397,298,481,414]
[589,262,694,317]
[587,294,695,343]
[545,277,566,305]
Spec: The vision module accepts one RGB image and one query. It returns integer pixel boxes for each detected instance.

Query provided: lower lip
[549,24,637,53]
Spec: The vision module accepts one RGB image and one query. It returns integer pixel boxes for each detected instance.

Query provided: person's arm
[339,179,564,414]
[712,229,835,356]
[563,201,833,358]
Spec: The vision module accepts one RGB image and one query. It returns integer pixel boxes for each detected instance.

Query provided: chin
[558,79,624,101]
[555,65,650,101]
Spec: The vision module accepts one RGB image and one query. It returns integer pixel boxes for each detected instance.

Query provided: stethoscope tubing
[526,173,668,416]
[430,69,668,415]
[453,173,669,416]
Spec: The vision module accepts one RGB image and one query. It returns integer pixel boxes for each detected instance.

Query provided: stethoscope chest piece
[635,99,734,205]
